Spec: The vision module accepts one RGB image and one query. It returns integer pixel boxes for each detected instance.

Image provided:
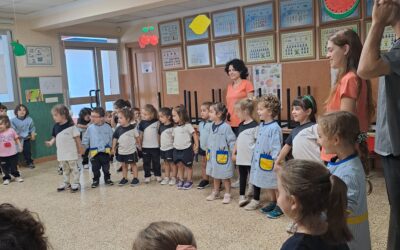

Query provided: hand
[45,141,52,147]
[232,154,236,162]
[373,0,399,26]
[18,145,23,153]
[193,144,199,154]
[31,133,36,141]
[274,162,284,173]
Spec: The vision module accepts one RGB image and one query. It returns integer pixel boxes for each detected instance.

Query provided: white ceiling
[0,0,79,15]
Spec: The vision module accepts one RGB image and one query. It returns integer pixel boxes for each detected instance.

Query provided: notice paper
[166,71,179,95]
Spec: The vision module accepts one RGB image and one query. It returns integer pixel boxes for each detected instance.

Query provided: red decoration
[149,35,159,46]
[138,26,159,48]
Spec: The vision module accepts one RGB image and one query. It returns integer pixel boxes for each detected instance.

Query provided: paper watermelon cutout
[323,0,360,19]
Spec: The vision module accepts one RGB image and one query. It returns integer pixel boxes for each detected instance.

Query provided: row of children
[0,104,37,185]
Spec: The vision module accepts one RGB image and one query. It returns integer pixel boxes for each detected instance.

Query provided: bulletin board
[20,77,64,159]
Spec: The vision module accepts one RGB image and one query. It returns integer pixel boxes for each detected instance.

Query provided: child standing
[112,108,140,186]
[247,95,283,218]
[278,159,352,250]
[45,104,82,192]
[11,104,36,169]
[231,99,258,207]
[77,107,91,169]
[82,107,114,188]
[197,102,212,189]
[0,115,23,185]
[318,111,371,250]
[138,104,161,183]
[159,107,176,185]
[276,95,320,164]
[172,105,199,190]
[205,103,236,203]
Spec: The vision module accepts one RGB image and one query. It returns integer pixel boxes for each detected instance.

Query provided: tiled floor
[0,161,389,250]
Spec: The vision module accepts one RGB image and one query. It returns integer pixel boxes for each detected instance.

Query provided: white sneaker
[160,178,169,185]
[244,199,260,210]
[206,191,220,201]
[169,178,176,185]
[156,176,162,182]
[222,193,231,204]
[151,175,156,181]
[246,183,254,197]
[231,179,240,188]
[144,177,151,183]
[239,195,249,207]
[16,177,24,183]
[83,164,89,169]
[3,179,10,185]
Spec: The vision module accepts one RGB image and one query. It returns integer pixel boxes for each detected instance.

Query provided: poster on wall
[166,71,179,95]
[158,19,182,46]
[366,0,373,18]
[26,46,52,66]
[319,23,359,58]
[279,0,314,29]
[39,76,63,94]
[211,8,240,39]
[280,29,315,61]
[320,0,360,24]
[243,2,275,34]
[183,14,210,42]
[25,89,44,102]
[161,46,184,70]
[252,64,282,102]
[366,22,396,51]
[186,43,211,68]
[213,39,241,66]
[244,35,275,64]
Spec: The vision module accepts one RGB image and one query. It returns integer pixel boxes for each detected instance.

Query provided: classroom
[0,0,399,249]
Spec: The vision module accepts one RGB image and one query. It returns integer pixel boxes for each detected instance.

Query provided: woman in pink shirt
[323,29,375,162]
[225,59,254,135]
[0,115,23,185]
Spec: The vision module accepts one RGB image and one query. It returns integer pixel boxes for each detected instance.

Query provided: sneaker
[197,179,210,189]
[246,184,254,197]
[183,181,193,190]
[266,206,284,219]
[244,199,260,210]
[176,180,184,189]
[239,195,249,207]
[151,175,156,181]
[83,164,89,170]
[131,178,139,186]
[118,178,128,186]
[160,177,169,185]
[144,177,151,184]
[168,178,176,186]
[286,222,298,234]
[231,179,240,188]
[57,183,71,192]
[3,179,10,185]
[206,191,220,201]
[222,193,231,204]
[260,202,277,214]
[91,180,99,188]
[28,163,35,169]
[156,176,162,182]
[16,177,24,183]
[105,179,114,186]
[71,184,80,193]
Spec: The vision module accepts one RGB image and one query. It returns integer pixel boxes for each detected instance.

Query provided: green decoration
[149,26,155,31]
[142,27,149,33]
[11,41,26,56]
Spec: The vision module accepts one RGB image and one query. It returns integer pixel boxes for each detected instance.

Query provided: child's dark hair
[118,107,133,122]
[318,111,370,176]
[0,115,11,129]
[132,221,197,250]
[106,111,112,117]
[211,102,228,121]
[92,107,105,117]
[224,59,249,79]
[14,104,29,118]
[0,203,49,250]
[279,160,352,244]
[201,101,213,109]
[132,107,140,113]
[51,104,73,125]
[292,95,318,122]
[173,105,190,124]
[0,104,7,111]
[257,94,281,117]
[143,104,158,120]
[159,107,173,123]
[113,99,131,109]
[78,107,91,121]
[234,98,259,122]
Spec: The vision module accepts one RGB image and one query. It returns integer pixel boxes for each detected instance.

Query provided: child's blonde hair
[51,104,73,125]
[279,159,352,244]
[143,104,158,120]
[234,98,259,123]
[132,221,197,250]
[257,94,280,117]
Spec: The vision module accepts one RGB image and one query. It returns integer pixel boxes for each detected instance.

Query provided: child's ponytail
[325,174,353,243]
[356,133,373,194]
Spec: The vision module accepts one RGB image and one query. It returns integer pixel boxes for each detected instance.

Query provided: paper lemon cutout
[189,15,211,35]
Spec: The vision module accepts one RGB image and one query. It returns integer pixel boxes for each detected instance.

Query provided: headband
[302,95,315,110]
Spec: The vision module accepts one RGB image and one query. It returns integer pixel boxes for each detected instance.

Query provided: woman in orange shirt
[225,59,254,135]
[323,29,375,162]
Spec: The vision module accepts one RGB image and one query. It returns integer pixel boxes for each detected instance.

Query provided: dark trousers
[82,149,89,165]
[381,155,400,250]
[238,165,250,196]
[253,185,261,201]
[90,153,111,182]
[142,148,161,178]
[22,139,33,164]
[0,154,20,180]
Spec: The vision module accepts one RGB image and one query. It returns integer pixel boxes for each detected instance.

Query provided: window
[0,30,18,109]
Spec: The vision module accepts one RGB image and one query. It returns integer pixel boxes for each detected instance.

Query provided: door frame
[125,42,163,108]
